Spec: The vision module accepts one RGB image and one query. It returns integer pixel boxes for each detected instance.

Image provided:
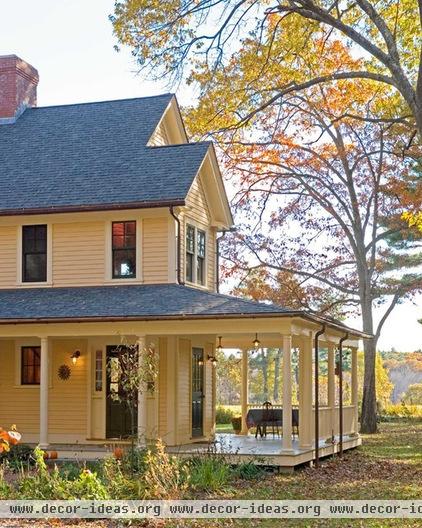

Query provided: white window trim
[104,219,143,283]
[184,218,208,288]
[16,224,52,287]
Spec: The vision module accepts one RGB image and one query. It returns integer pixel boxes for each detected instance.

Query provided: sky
[2,0,422,351]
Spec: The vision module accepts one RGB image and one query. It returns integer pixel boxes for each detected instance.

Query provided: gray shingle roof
[0,284,368,336]
[0,284,291,321]
[0,95,210,214]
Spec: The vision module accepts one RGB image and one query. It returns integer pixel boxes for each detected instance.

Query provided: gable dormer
[147,95,188,146]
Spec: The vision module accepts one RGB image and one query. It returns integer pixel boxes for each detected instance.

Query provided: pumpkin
[43,451,49,460]
[7,426,21,446]
[49,451,58,460]
[113,447,124,460]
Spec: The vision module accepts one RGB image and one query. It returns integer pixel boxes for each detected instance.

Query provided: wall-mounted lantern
[71,350,81,365]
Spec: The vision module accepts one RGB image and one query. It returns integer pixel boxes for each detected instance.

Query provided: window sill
[16,282,52,288]
[185,281,209,291]
[104,278,142,284]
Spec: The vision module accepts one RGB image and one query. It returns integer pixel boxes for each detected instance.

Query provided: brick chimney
[0,55,39,122]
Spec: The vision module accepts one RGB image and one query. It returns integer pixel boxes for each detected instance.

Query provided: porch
[37,431,361,469]
[0,283,366,469]
[168,431,361,469]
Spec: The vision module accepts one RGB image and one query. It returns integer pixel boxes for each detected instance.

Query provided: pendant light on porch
[216,336,223,354]
[253,333,261,350]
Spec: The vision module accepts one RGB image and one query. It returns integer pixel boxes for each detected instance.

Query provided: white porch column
[299,335,313,448]
[327,342,336,438]
[137,335,147,446]
[282,336,293,451]
[39,337,49,449]
[351,347,359,434]
[240,349,249,435]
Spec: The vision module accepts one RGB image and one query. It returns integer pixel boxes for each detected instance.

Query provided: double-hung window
[112,221,136,279]
[22,225,47,282]
[186,224,206,286]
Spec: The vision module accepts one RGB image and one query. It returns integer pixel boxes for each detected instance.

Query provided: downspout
[169,206,183,285]
[338,332,349,457]
[314,325,326,468]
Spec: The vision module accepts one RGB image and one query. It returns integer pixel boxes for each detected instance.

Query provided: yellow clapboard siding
[0,227,17,286]
[0,339,88,441]
[53,222,105,285]
[142,218,169,283]
[148,121,169,146]
[186,177,210,225]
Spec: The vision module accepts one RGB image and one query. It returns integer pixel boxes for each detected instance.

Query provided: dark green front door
[192,347,204,437]
[106,346,137,439]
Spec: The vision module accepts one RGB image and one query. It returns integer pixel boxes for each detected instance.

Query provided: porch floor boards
[41,433,361,467]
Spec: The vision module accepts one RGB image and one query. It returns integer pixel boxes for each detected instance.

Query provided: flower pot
[231,416,242,434]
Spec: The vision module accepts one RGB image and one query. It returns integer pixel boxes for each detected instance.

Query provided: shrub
[234,461,264,480]
[142,440,189,499]
[121,445,148,474]
[381,402,422,419]
[216,405,236,424]
[0,467,13,499]
[18,447,109,500]
[68,469,109,500]
[403,384,422,405]
[189,456,232,492]
[231,416,242,433]
[102,456,141,499]
[0,444,34,470]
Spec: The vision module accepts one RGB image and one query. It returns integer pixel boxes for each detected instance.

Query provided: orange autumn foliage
[0,425,21,453]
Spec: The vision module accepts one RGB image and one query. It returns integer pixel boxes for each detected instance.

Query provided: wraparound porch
[0,295,364,468]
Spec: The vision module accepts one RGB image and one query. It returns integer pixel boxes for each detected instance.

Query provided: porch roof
[0,284,368,338]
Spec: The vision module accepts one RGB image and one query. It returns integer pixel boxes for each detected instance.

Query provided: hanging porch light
[253,333,261,349]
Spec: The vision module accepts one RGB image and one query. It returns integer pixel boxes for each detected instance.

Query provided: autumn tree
[215,350,241,405]
[111,0,422,138]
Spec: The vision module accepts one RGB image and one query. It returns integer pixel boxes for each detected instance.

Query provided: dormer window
[186,224,206,286]
[112,221,136,279]
[22,225,47,282]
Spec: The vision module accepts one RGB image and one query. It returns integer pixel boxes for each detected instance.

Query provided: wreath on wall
[58,364,71,381]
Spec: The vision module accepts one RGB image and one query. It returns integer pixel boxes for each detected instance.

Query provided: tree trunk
[360,298,378,433]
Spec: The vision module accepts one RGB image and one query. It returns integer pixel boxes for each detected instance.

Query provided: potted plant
[231,416,242,434]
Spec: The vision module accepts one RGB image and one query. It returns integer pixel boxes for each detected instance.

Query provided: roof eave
[0,310,371,338]
[0,199,186,217]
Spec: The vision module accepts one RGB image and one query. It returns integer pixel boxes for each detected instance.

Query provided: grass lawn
[2,420,421,527]
[177,420,422,527]
[215,423,234,433]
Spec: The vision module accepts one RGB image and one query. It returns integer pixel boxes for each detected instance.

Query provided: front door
[106,346,137,439]
[192,347,204,437]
